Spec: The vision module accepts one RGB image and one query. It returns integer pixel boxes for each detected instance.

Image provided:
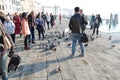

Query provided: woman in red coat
[13,12,21,37]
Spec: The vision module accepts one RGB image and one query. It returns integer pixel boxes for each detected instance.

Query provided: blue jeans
[0,51,8,80]
[72,33,84,55]
[29,27,35,42]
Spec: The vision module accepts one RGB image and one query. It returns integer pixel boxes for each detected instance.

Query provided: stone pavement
[1,19,120,80]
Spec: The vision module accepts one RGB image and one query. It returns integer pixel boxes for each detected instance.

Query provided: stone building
[0,0,42,14]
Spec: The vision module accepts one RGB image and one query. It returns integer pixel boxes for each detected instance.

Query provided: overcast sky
[36,0,119,18]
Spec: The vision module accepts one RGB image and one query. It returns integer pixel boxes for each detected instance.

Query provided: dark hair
[74,7,80,13]
[36,12,40,18]
[22,12,27,19]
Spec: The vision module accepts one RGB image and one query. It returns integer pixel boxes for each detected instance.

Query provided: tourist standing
[92,14,102,36]
[35,13,45,40]
[46,13,50,30]
[27,11,36,44]
[69,7,87,57]
[21,12,31,50]
[13,12,21,38]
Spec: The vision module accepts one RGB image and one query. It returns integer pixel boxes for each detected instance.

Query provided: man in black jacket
[69,7,87,57]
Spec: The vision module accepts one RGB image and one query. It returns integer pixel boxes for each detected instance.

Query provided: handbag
[0,26,12,49]
[81,32,89,43]
[3,35,12,49]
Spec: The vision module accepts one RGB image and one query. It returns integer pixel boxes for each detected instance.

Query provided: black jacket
[69,13,87,33]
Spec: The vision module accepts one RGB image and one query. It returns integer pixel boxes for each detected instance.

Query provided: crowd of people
[0,11,56,49]
[0,11,57,80]
[0,7,103,80]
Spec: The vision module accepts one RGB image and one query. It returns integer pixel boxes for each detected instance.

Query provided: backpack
[8,54,21,72]
[36,18,44,30]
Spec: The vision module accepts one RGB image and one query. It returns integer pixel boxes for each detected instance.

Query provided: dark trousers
[29,27,35,43]
[10,33,15,43]
[38,30,44,40]
[92,24,99,35]
[46,21,50,30]
[24,35,29,47]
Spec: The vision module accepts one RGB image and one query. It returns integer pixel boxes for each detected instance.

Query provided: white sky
[36,0,120,18]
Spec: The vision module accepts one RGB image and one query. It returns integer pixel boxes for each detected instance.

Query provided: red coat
[13,15,21,34]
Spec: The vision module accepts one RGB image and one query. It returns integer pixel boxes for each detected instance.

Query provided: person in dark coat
[0,11,5,24]
[92,14,102,36]
[69,7,87,57]
[50,13,55,28]
[27,11,36,44]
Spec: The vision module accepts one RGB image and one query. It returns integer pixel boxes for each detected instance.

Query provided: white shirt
[46,15,50,22]
[4,20,15,34]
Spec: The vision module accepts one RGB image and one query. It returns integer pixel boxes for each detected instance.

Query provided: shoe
[70,54,74,58]
[28,41,31,45]
[96,35,98,38]
[24,46,31,50]
[32,42,36,44]
[79,54,84,57]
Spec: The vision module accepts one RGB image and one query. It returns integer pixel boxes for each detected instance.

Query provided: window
[6,5,7,9]
[0,5,1,10]
[2,5,4,10]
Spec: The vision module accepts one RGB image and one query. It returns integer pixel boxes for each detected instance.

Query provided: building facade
[0,0,42,14]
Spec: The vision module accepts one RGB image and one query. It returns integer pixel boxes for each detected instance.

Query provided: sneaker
[32,42,36,44]
[79,54,84,57]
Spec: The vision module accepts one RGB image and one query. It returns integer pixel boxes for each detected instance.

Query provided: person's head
[6,16,10,21]
[22,12,27,19]
[74,7,80,13]
[80,9,83,14]
[14,12,18,16]
[30,11,34,16]
[0,11,4,16]
[46,12,48,15]
[41,12,44,14]
[36,12,41,18]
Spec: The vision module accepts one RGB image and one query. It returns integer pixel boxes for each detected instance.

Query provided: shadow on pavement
[8,54,74,78]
